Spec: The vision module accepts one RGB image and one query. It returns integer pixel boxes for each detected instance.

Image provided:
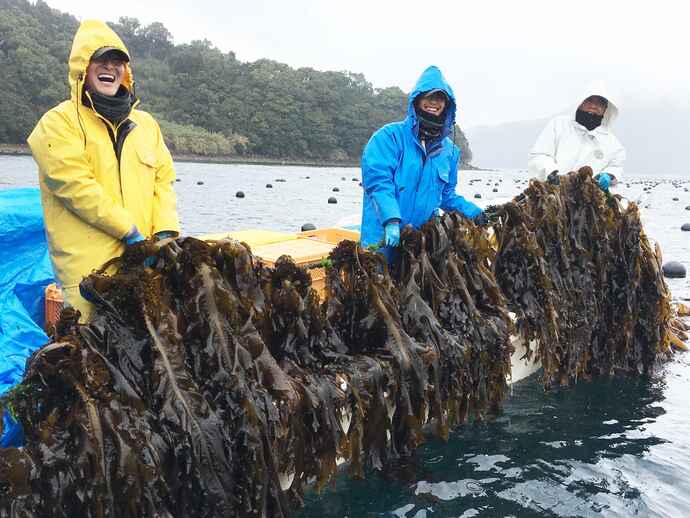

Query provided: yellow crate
[254,229,360,299]
[306,266,326,297]
[252,239,335,265]
[298,227,360,244]
[198,229,297,248]
[253,239,338,299]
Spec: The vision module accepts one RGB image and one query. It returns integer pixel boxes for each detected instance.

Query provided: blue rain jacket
[360,66,482,249]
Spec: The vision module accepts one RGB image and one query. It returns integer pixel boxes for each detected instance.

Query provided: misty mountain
[467,98,690,176]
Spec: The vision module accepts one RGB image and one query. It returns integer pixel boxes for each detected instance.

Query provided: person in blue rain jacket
[360,65,484,257]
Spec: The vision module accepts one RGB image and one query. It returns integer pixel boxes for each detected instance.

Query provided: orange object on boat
[44,283,64,329]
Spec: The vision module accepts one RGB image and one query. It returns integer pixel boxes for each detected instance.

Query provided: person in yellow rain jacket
[28,20,180,322]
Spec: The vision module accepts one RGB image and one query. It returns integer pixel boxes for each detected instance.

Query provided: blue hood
[359,65,481,253]
[406,66,457,141]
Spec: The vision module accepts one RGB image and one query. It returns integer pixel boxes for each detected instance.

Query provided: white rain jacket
[528,84,626,182]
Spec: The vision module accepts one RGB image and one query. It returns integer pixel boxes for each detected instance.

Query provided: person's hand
[384,220,400,247]
[153,230,177,241]
[484,204,503,223]
[79,282,99,304]
[594,172,612,192]
[123,226,145,246]
[473,212,489,227]
[123,226,156,267]
[546,170,560,186]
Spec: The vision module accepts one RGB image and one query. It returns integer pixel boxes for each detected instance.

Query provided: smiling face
[85,55,126,96]
[417,91,448,118]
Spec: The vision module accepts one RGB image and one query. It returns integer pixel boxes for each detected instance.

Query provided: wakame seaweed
[0,168,682,517]
[491,167,674,385]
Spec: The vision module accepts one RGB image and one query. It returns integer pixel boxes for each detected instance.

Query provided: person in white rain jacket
[528,85,626,191]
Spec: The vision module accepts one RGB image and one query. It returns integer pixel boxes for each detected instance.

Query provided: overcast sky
[44,0,690,128]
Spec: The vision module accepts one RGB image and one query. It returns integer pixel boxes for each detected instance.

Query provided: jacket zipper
[405,110,447,225]
[84,90,138,206]
[410,140,428,219]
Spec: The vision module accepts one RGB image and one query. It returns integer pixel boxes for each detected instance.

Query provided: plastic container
[44,283,64,329]
[252,239,336,265]
[199,229,297,248]
[253,228,359,298]
[298,227,360,244]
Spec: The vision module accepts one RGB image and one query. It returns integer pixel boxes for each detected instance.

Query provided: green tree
[0,0,474,164]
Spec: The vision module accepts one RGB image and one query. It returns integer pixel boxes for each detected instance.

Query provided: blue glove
[473,212,489,227]
[454,197,483,220]
[123,226,145,246]
[154,230,177,241]
[123,226,156,267]
[79,283,99,304]
[595,173,612,191]
[384,220,400,247]
[547,171,560,186]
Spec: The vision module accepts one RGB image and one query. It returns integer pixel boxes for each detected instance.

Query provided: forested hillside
[0,0,473,163]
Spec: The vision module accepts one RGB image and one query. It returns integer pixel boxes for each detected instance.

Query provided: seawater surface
[2,156,690,517]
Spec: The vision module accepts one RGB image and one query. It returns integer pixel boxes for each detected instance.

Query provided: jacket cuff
[377,198,401,226]
[458,199,483,219]
[152,218,181,236]
[108,209,136,240]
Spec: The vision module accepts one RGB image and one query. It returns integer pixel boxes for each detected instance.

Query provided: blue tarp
[0,188,54,447]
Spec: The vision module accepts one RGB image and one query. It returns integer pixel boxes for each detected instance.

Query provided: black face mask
[575,108,604,131]
[415,106,446,140]
[83,85,135,125]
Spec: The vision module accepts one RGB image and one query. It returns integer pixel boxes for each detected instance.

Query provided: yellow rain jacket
[28,20,180,319]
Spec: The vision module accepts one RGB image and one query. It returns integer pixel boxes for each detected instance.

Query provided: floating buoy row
[181,172,365,204]
[178,173,686,215]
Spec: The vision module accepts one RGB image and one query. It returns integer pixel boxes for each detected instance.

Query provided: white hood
[574,81,620,129]
[529,81,627,180]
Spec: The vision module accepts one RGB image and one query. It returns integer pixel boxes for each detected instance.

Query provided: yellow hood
[68,20,134,100]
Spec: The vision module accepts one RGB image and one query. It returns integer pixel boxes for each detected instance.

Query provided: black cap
[583,95,608,108]
[422,88,449,101]
[91,46,129,62]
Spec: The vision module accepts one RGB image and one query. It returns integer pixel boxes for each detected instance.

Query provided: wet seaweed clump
[0,172,683,516]
[0,223,513,517]
[396,214,513,435]
[491,167,675,386]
